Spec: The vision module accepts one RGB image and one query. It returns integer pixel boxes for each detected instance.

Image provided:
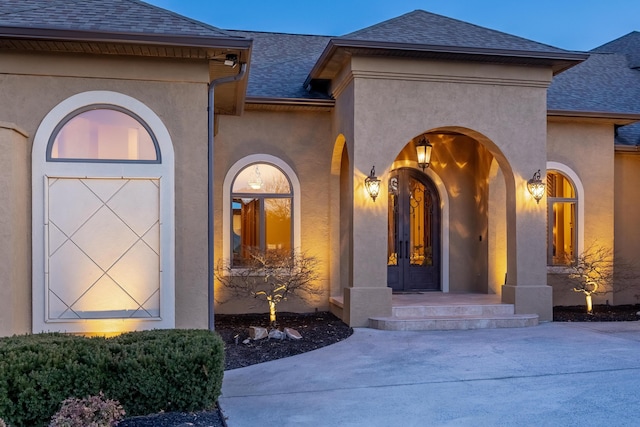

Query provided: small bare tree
[215,248,321,326]
[567,245,614,314]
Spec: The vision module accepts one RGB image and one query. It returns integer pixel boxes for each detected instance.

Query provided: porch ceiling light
[364,166,381,202]
[527,169,545,204]
[416,136,433,171]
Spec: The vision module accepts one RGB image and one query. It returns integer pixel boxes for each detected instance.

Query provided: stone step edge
[371,313,538,321]
[392,304,515,313]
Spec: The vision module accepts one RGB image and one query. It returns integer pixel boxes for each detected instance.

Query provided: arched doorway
[387,168,441,292]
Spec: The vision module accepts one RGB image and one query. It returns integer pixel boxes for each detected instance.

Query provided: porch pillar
[0,122,31,336]
[343,154,392,327]
[501,167,552,321]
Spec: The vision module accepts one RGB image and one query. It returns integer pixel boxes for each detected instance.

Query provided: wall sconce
[415,136,433,171]
[527,169,545,204]
[364,166,381,202]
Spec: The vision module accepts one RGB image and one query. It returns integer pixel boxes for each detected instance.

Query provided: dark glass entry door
[387,168,441,292]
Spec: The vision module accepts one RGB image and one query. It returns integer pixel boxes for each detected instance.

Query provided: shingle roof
[548,53,640,113]
[592,31,640,69]
[228,30,331,99]
[341,10,570,54]
[0,0,239,39]
[548,32,640,145]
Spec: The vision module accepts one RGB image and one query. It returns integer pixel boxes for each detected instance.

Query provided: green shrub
[0,330,224,427]
[49,392,125,427]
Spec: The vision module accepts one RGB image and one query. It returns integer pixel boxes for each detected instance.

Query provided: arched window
[223,155,301,268]
[547,170,578,265]
[32,91,175,334]
[231,163,293,266]
[48,107,160,162]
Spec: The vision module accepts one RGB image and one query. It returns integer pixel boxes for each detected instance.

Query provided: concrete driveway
[219,322,640,426]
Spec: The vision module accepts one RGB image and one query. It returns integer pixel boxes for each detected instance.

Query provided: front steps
[369,301,539,331]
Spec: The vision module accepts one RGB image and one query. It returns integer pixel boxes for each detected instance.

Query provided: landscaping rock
[285,327,303,340]
[268,329,286,340]
[249,326,268,340]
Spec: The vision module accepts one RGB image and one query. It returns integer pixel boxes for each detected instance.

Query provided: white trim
[32,91,175,333]
[546,161,585,262]
[223,154,302,264]
[423,168,450,293]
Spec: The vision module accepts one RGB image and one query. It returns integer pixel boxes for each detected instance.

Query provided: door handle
[405,241,409,258]
[398,241,402,259]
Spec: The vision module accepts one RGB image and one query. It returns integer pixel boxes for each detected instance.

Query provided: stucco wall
[614,151,640,304]
[0,123,30,336]
[0,51,210,332]
[213,109,333,314]
[547,119,615,306]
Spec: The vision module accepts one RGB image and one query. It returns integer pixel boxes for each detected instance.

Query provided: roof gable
[0,0,238,39]
[341,10,568,54]
[592,31,640,69]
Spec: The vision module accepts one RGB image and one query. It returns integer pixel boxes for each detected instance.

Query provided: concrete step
[391,303,516,318]
[369,313,539,331]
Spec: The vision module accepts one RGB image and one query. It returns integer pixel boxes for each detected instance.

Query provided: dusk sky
[145,0,639,51]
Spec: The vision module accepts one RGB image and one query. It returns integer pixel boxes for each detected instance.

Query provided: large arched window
[547,170,578,265]
[223,155,301,267]
[32,91,175,334]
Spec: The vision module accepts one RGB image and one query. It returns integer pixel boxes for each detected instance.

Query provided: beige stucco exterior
[0,122,31,336]
[213,109,333,315]
[614,150,640,304]
[0,51,212,332]
[546,119,615,306]
[0,23,637,335]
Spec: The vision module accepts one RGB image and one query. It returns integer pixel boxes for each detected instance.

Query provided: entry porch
[330,293,539,331]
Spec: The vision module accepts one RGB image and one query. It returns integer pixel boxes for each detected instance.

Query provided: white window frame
[32,91,175,333]
[223,155,301,266]
[546,161,584,271]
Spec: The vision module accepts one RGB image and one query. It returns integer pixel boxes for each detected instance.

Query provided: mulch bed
[553,304,640,322]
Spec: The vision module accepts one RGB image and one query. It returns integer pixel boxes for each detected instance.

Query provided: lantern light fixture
[415,136,433,171]
[527,169,545,204]
[364,166,381,202]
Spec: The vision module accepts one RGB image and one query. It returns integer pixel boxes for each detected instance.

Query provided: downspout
[208,63,248,331]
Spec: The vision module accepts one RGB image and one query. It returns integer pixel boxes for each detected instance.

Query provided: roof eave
[305,38,588,87]
[548,109,640,125]
[0,25,253,50]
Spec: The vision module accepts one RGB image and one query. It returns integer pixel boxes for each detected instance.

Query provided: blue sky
[146,0,638,51]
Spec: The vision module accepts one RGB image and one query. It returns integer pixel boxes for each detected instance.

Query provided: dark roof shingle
[0,0,240,39]
[341,10,570,54]
[228,30,331,99]
[549,31,640,144]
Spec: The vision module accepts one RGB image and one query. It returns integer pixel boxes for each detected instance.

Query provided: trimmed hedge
[0,329,224,427]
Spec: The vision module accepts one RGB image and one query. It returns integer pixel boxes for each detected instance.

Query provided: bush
[0,330,224,427]
[49,392,124,427]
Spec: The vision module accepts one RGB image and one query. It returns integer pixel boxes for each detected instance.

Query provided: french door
[387,168,441,291]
